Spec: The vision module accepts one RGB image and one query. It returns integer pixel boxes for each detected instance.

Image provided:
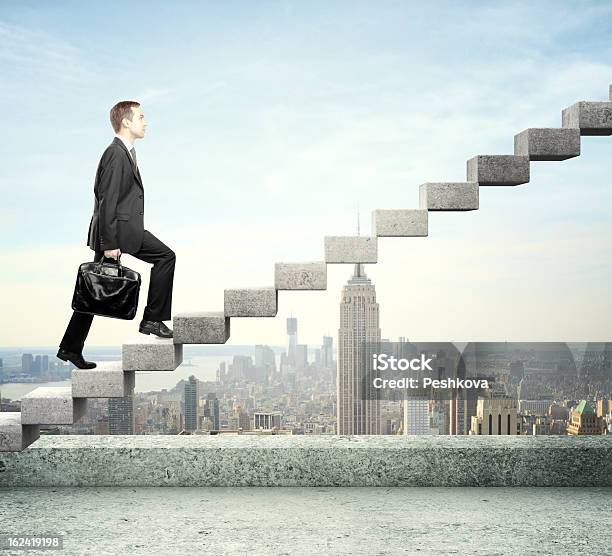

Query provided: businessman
[57,101,176,369]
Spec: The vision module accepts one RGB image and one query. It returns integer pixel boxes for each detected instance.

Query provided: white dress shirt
[115,133,136,165]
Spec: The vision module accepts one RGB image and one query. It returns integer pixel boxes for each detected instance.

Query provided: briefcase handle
[97,255,123,277]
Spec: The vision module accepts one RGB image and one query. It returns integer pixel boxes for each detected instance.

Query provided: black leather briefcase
[71,256,141,320]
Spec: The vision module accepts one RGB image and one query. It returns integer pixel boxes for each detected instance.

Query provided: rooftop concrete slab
[0,435,609,487]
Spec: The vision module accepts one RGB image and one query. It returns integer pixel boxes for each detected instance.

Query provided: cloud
[0,20,98,87]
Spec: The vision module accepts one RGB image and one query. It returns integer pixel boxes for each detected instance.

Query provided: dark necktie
[129,147,138,168]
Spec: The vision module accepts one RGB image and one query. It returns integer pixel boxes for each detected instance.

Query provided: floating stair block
[466,155,530,186]
[275,262,327,290]
[419,182,479,211]
[324,236,377,263]
[21,387,87,425]
[372,209,428,237]
[122,337,183,371]
[562,101,612,136]
[0,412,39,452]
[514,128,580,161]
[173,312,230,344]
[72,362,135,398]
[224,287,278,317]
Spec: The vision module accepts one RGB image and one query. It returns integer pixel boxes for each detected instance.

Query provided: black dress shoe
[139,319,173,338]
[56,348,97,369]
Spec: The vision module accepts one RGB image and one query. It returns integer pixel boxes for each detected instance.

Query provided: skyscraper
[337,263,381,435]
[32,356,42,376]
[295,344,308,370]
[403,397,430,435]
[184,375,199,432]
[322,336,334,369]
[287,317,298,368]
[21,354,33,373]
[108,392,135,434]
[203,392,220,431]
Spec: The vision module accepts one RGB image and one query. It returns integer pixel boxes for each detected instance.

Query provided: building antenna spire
[357,206,360,236]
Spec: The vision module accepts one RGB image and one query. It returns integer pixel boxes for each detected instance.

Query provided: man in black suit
[57,100,176,369]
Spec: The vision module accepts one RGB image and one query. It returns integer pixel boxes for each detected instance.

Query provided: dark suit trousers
[60,230,176,353]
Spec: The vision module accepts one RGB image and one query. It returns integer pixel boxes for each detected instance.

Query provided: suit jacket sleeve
[98,149,123,251]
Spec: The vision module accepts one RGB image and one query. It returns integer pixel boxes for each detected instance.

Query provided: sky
[0,0,611,347]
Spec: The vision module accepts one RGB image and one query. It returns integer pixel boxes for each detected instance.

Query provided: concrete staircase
[2,86,611,453]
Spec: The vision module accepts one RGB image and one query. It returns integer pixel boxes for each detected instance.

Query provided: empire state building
[337,263,381,435]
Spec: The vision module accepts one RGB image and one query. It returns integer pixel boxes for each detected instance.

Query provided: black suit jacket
[87,137,145,254]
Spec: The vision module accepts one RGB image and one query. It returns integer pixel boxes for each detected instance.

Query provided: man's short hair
[110,101,140,133]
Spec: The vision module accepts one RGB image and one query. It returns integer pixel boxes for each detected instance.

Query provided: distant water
[0,355,277,400]
[1,380,72,402]
[133,355,235,392]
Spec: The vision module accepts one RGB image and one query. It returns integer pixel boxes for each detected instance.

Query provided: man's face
[123,106,147,139]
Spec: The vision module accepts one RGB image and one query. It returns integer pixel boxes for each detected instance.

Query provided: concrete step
[324,236,377,263]
[372,209,428,237]
[173,312,230,344]
[419,182,479,211]
[122,337,183,371]
[0,412,39,452]
[72,362,135,398]
[275,262,327,290]
[20,386,87,426]
[224,287,278,317]
[466,155,530,186]
[514,128,581,161]
[562,101,612,136]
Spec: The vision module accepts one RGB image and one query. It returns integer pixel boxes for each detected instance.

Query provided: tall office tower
[255,344,277,380]
[451,392,478,435]
[403,396,430,435]
[184,375,199,432]
[21,354,33,373]
[42,355,49,372]
[295,344,308,370]
[108,391,135,434]
[230,355,253,381]
[322,336,334,369]
[287,317,298,368]
[203,392,220,431]
[337,264,381,435]
[32,356,42,376]
[469,396,520,435]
